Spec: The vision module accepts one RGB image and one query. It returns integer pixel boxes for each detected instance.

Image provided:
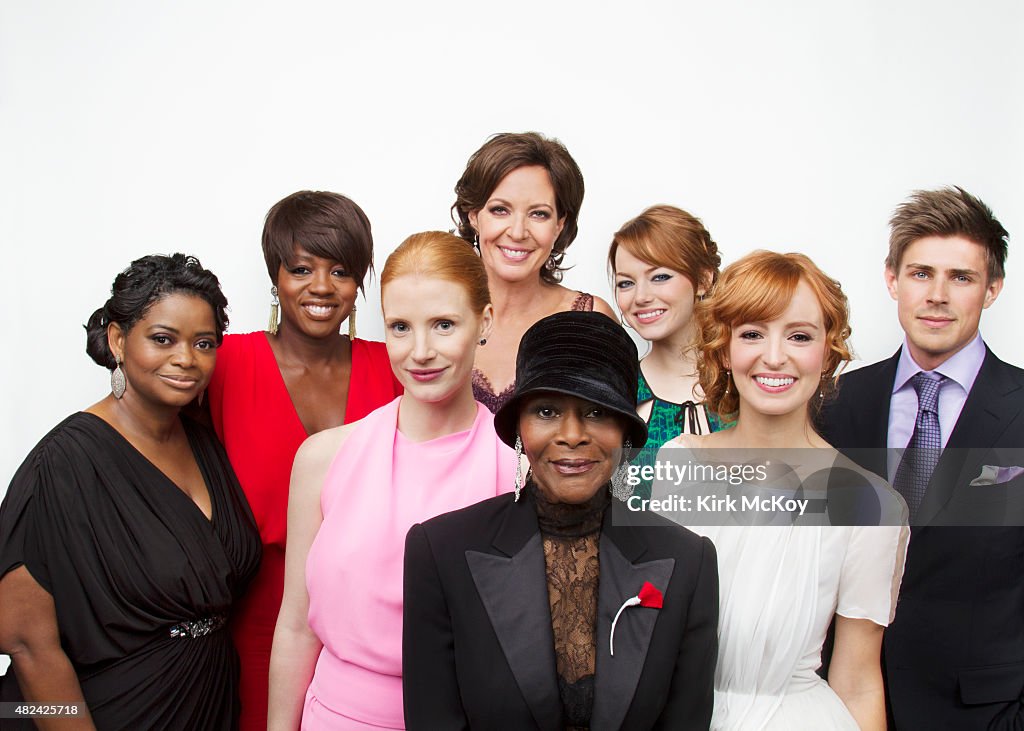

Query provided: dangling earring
[514,435,524,502]
[111,355,126,399]
[724,370,731,396]
[544,254,558,271]
[819,373,827,400]
[348,305,357,340]
[197,390,205,407]
[611,439,634,501]
[268,286,280,335]
[472,234,481,252]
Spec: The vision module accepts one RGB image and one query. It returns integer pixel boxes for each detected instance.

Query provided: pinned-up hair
[696,250,852,417]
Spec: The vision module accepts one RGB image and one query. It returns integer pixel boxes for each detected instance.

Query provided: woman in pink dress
[268,231,518,729]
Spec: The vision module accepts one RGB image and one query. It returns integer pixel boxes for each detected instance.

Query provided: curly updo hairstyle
[85,253,229,370]
[608,204,722,294]
[451,132,584,285]
[696,250,852,419]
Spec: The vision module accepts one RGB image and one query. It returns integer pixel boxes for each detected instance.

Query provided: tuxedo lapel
[591,510,675,731]
[466,498,561,730]
[836,352,899,478]
[946,349,1022,450]
[919,350,1024,524]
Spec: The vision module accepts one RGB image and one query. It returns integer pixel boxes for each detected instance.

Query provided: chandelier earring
[111,355,126,399]
[610,439,634,501]
[268,286,280,335]
[514,435,524,502]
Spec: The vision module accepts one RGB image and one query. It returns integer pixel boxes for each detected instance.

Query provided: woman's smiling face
[727,279,827,419]
[518,392,625,504]
[468,165,565,284]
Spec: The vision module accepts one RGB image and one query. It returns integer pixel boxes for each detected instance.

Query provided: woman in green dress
[609,205,728,498]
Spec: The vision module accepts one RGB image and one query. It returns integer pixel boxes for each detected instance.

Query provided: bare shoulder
[292,422,358,484]
[589,294,617,319]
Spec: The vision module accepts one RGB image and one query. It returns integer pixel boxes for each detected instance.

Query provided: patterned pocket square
[970,465,1024,486]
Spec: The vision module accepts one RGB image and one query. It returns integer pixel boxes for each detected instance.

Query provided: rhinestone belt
[168,613,227,639]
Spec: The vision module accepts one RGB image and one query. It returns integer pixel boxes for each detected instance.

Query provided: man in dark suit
[822,187,1024,729]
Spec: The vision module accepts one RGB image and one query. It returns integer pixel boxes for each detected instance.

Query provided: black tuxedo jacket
[821,346,1024,730]
[402,491,718,730]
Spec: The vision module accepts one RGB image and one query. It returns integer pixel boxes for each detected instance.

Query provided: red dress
[206,332,402,731]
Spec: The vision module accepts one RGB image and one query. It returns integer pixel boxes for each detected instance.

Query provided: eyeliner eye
[738,331,762,340]
[489,206,508,215]
[152,335,171,345]
[652,273,672,282]
[615,280,634,290]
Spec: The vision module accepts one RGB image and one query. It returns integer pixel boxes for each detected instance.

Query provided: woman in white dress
[665,251,908,730]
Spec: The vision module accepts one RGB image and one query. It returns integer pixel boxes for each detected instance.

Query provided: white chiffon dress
[690,523,908,730]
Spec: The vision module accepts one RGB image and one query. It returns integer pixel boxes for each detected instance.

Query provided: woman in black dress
[0,254,261,730]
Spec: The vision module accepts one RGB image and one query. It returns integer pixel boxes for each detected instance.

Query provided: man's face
[885,235,1003,371]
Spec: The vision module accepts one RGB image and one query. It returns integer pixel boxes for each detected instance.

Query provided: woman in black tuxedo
[403,310,719,730]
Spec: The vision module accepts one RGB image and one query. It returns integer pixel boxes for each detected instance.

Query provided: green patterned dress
[631,369,732,500]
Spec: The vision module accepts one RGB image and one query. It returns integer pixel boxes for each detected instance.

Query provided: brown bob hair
[381,231,491,315]
[887,186,1008,281]
[262,191,374,292]
[697,250,852,418]
[608,204,721,293]
[451,132,584,285]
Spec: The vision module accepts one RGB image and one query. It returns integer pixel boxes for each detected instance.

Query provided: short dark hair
[262,191,374,292]
[85,253,229,370]
[451,132,584,285]
[887,186,1008,280]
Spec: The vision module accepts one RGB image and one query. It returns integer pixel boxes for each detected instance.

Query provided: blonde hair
[381,231,490,313]
[697,250,852,417]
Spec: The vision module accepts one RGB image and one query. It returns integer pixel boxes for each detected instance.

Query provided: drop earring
[514,435,524,502]
[610,439,634,501]
[268,286,280,335]
[724,370,731,396]
[348,304,357,340]
[111,355,126,399]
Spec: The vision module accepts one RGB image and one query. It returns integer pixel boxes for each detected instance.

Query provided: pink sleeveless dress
[302,397,516,729]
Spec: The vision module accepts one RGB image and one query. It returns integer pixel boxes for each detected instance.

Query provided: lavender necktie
[893,372,947,522]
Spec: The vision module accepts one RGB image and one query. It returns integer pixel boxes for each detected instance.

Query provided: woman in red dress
[206,191,402,731]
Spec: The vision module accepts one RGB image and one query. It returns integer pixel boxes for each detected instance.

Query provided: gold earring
[724,369,731,396]
[268,286,280,335]
[348,305,357,340]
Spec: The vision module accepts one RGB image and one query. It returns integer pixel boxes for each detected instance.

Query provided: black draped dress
[0,412,261,730]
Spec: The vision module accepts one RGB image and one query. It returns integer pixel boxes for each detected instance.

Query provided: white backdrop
[2,0,1022,492]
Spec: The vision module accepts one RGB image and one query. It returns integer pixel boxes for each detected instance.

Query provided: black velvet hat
[493,311,648,449]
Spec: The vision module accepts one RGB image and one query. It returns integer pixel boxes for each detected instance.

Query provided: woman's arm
[655,536,719,729]
[829,615,886,731]
[402,523,469,730]
[266,426,348,731]
[0,567,96,730]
